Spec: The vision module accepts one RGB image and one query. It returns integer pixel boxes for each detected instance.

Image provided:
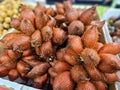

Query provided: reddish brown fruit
[41,26,53,42]
[79,6,96,25]
[68,36,83,55]
[53,71,75,90]
[90,21,105,30]
[40,41,54,60]
[99,43,120,55]
[53,61,71,74]
[34,2,46,14]
[4,61,17,70]
[84,65,102,81]
[31,30,42,47]
[6,50,21,60]
[20,19,35,35]
[0,52,11,64]
[0,66,9,77]
[104,73,120,83]
[68,20,84,35]
[81,48,100,66]
[55,2,64,14]
[46,7,55,16]
[71,65,88,83]
[52,28,67,45]
[12,34,31,52]
[56,48,66,61]
[48,68,58,78]
[35,10,47,30]
[64,0,72,11]
[10,18,20,30]
[26,62,50,78]
[93,81,107,90]
[32,73,48,89]
[66,8,79,23]
[23,59,42,67]
[63,48,80,65]
[94,42,103,52]
[8,69,19,81]
[55,15,65,22]
[20,5,35,25]
[17,61,30,77]
[98,54,120,73]
[82,25,98,48]
[76,81,96,90]
[22,49,33,57]
[46,16,56,27]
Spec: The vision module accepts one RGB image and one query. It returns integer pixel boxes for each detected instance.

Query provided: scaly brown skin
[52,28,67,45]
[12,34,31,52]
[64,0,72,12]
[35,10,47,30]
[31,30,42,47]
[79,6,96,25]
[56,48,66,61]
[81,48,100,67]
[84,65,102,81]
[8,69,19,81]
[55,2,64,15]
[92,81,107,90]
[10,18,20,30]
[104,73,120,83]
[90,21,105,30]
[65,8,79,23]
[26,62,50,79]
[71,65,88,83]
[20,5,35,26]
[53,71,75,90]
[32,73,48,89]
[46,7,55,16]
[40,41,55,60]
[22,49,33,57]
[53,61,71,74]
[82,25,98,48]
[2,33,19,49]
[98,53,120,73]
[68,20,84,35]
[76,81,97,90]
[0,66,9,77]
[46,16,56,27]
[41,26,53,42]
[6,50,21,60]
[63,48,80,65]
[99,42,120,55]
[0,52,12,64]
[34,2,46,14]
[20,19,35,35]
[93,42,103,52]
[48,67,58,78]
[68,35,83,55]
[17,61,31,77]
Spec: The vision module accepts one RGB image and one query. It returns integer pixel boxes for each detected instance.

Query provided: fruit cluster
[0,1,120,90]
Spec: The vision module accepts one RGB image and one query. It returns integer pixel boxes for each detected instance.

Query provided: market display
[0,1,120,90]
